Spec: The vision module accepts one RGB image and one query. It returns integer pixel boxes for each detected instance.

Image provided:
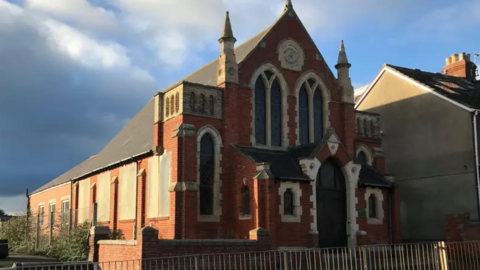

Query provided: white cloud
[25,0,117,31]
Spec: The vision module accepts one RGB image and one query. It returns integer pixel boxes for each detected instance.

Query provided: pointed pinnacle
[285,0,293,10]
[337,40,349,65]
[221,11,234,39]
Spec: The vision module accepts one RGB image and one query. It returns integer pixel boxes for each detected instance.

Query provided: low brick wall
[95,226,272,263]
[446,214,480,242]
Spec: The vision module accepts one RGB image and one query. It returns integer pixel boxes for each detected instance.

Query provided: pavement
[0,253,57,268]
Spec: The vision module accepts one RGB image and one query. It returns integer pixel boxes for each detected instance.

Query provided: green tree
[0,209,5,216]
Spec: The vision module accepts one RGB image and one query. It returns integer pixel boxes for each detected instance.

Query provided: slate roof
[31,99,154,194]
[233,143,394,188]
[387,64,480,109]
[31,14,281,195]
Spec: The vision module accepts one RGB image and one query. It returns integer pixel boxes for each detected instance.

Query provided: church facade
[28,1,400,248]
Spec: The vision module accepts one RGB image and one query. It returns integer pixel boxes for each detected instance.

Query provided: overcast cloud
[0,0,478,214]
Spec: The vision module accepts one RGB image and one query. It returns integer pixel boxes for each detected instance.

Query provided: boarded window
[254,77,266,145]
[159,152,171,216]
[97,171,111,222]
[119,163,137,220]
[242,186,250,215]
[283,189,294,216]
[147,156,159,218]
[271,79,282,146]
[313,88,323,141]
[78,178,90,223]
[299,85,309,144]
[199,134,214,215]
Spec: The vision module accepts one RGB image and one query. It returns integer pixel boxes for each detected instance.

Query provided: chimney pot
[459,53,465,61]
[446,57,452,65]
[451,54,459,63]
[465,53,471,62]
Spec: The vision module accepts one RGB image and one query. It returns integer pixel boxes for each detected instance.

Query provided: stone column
[88,226,110,262]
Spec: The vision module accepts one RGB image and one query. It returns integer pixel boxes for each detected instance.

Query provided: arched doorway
[316,158,348,247]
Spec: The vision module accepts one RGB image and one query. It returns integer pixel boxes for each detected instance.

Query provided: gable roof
[356,64,480,111]
[31,99,154,195]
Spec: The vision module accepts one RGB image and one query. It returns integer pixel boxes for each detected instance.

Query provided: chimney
[441,52,477,82]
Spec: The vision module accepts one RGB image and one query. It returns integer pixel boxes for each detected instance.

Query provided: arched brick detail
[355,144,374,166]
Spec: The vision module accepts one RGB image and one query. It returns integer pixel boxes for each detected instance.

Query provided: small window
[199,94,206,113]
[61,200,70,228]
[242,186,250,215]
[166,97,170,117]
[368,194,377,218]
[284,189,294,216]
[209,95,214,115]
[170,95,175,115]
[190,92,196,112]
[357,151,368,165]
[175,92,180,113]
[49,203,56,227]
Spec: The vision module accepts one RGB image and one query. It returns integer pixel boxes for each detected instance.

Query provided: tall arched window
[199,94,206,113]
[284,189,294,216]
[209,95,214,115]
[166,97,170,117]
[313,88,323,141]
[199,134,214,215]
[368,194,377,218]
[175,92,180,113]
[170,95,175,116]
[242,186,250,215]
[299,85,309,145]
[271,80,282,146]
[357,151,368,165]
[254,77,266,145]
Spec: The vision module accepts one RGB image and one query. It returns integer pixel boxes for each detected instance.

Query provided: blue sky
[0,0,479,213]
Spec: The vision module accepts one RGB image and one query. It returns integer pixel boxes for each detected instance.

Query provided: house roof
[31,99,154,195]
[30,11,286,195]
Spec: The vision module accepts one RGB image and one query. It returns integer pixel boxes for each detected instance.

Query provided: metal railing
[5,241,480,270]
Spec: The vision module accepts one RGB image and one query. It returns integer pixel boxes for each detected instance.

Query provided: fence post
[195,255,199,270]
[437,241,449,270]
[283,251,288,270]
[362,247,368,270]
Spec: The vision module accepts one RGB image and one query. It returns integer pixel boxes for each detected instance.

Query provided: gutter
[474,110,480,217]
[71,151,152,182]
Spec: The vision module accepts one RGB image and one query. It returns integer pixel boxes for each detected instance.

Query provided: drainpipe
[473,111,480,217]
[134,157,140,240]
[388,188,393,244]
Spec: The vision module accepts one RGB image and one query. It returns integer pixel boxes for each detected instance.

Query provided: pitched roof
[387,64,480,109]
[357,164,394,188]
[31,99,154,194]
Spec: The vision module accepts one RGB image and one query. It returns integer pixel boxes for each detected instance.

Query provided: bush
[0,214,91,261]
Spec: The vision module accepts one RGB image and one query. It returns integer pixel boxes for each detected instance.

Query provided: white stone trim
[294,71,331,145]
[355,144,374,166]
[61,195,70,201]
[365,188,384,225]
[249,63,289,148]
[278,181,302,223]
[277,39,305,72]
[196,125,223,222]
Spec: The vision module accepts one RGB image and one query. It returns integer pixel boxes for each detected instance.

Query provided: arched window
[271,80,282,146]
[166,97,170,117]
[175,92,180,113]
[242,186,250,215]
[313,88,323,141]
[170,95,175,116]
[357,151,368,165]
[254,77,266,145]
[209,95,214,115]
[299,85,309,145]
[190,92,196,112]
[284,189,294,216]
[199,94,205,113]
[199,134,214,215]
[363,118,369,137]
[368,194,377,218]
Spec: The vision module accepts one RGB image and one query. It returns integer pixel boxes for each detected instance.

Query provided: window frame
[61,200,70,228]
[241,186,251,217]
[355,145,374,166]
[364,187,384,225]
[38,205,45,228]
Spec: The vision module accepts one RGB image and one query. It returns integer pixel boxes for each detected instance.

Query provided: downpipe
[474,111,480,217]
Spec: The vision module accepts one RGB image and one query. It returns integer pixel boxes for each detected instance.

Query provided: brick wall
[446,214,480,242]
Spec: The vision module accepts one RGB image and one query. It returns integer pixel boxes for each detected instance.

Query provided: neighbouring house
[28,0,400,249]
[355,52,480,242]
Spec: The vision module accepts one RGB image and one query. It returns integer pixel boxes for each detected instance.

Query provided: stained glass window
[199,134,214,215]
[255,77,266,145]
[308,79,316,88]
[242,186,250,215]
[271,79,282,146]
[313,88,323,141]
[284,189,294,216]
[264,70,274,80]
[299,85,309,144]
[368,194,377,218]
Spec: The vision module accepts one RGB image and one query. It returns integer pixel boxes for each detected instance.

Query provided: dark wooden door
[316,159,348,248]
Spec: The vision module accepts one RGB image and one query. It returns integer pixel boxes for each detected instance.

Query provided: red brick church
[28,0,400,248]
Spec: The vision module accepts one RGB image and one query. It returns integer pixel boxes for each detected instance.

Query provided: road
[0,253,57,268]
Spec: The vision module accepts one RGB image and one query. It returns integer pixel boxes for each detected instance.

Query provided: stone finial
[337,40,350,66]
[221,11,235,40]
[285,0,293,10]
